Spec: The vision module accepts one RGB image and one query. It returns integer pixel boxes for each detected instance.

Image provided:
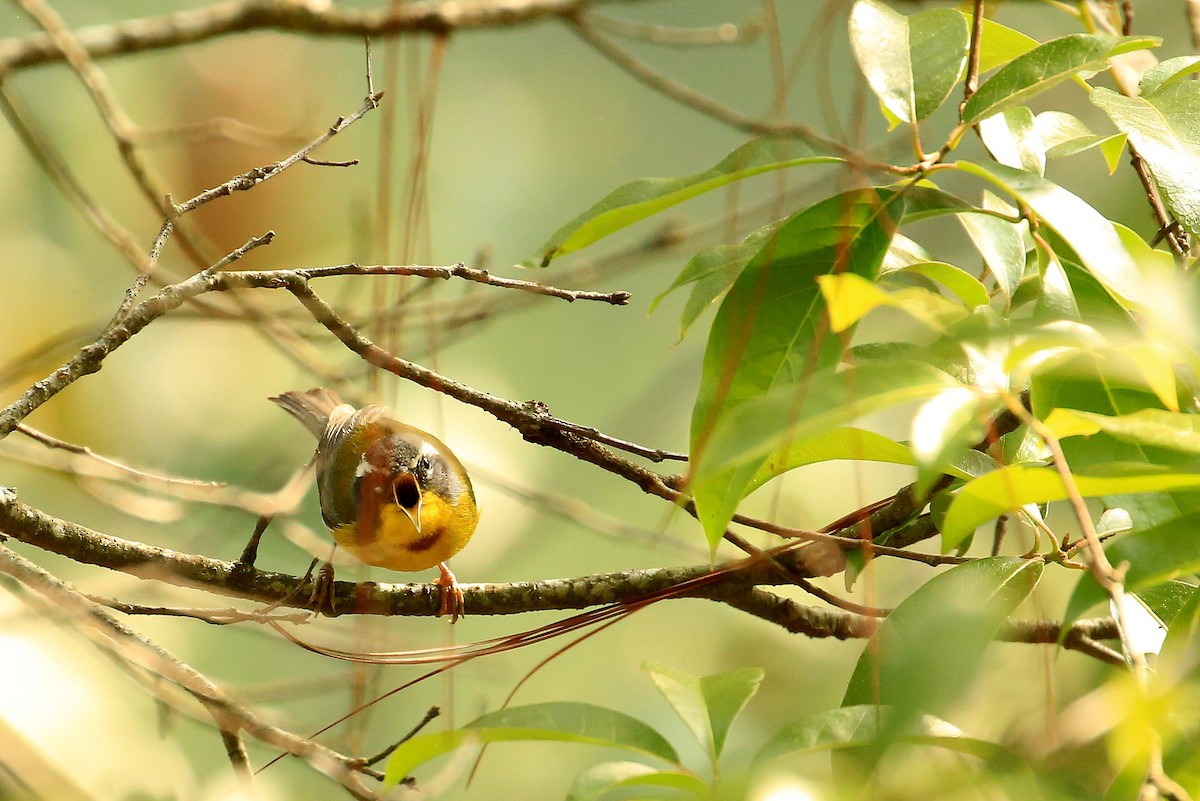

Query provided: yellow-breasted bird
[271,388,480,621]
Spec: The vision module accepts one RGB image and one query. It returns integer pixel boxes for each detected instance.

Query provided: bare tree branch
[0,0,655,74]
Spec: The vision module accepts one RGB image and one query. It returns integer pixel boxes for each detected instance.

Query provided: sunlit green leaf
[962,34,1160,124]
[693,360,957,550]
[818,273,966,334]
[1113,222,1175,275]
[908,8,970,120]
[979,106,1045,174]
[1034,110,1127,173]
[644,662,763,762]
[1099,134,1130,173]
[1136,580,1197,630]
[941,466,1200,551]
[566,762,709,801]
[747,427,918,497]
[911,387,1004,493]
[754,705,1010,765]
[841,558,1042,753]
[968,16,1040,74]
[384,703,677,787]
[1140,55,1200,97]
[1034,247,1080,322]
[882,233,933,270]
[651,221,783,341]
[1091,84,1200,237]
[690,188,905,549]
[850,2,968,124]
[525,138,840,267]
[1159,581,1200,681]
[957,161,1143,306]
[849,0,915,123]
[883,260,990,309]
[957,202,1025,304]
[1045,409,1200,454]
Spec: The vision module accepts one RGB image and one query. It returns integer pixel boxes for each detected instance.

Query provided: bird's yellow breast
[332,490,480,573]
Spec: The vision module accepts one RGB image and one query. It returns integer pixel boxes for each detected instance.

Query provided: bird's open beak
[392,472,423,533]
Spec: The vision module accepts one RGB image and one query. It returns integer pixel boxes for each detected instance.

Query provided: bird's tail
[269,388,351,438]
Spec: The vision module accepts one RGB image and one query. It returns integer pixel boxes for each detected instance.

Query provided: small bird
[271,388,480,621]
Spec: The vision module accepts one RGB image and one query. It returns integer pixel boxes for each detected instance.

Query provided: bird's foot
[436,562,464,623]
[306,560,337,617]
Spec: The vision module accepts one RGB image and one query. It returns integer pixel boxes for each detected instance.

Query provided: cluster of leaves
[384,590,1027,798]
[389,1,1200,797]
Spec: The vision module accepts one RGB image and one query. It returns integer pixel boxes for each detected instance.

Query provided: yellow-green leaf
[963,34,1160,125]
[941,466,1200,551]
[525,138,840,267]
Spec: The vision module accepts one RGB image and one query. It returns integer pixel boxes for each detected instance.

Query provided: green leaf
[1045,408,1200,455]
[1159,580,1200,678]
[883,260,990,309]
[693,360,958,550]
[1035,110,1128,172]
[1140,56,1200,97]
[911,388,1004,494]
[1137,580,1197,628]
[849,2,968,124]
[566,762,709,801]
[818,272,966,334]
[841,558,1042,748]
[956,161,1143,306]
[651,221,783,341]
[1091,84,1200,238]
[525,138,840,267]
[643,662,764,762]
[689,188,905,549]
[941,466,1200,552]
[962,34,1161,124]
[968,16,1040,74]
[1063,512,1200,631]
[899,185,977,221]
[908,8,971,120]
[957,202,1025,304]
[383,702,678,788]
[849,0,916,123]
[754,705,1009,765]
[747,427,917,498]
[979,106,1045,174]
[1033,247,1080,322]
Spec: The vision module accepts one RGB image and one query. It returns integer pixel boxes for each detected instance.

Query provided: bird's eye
[415,453,433,478]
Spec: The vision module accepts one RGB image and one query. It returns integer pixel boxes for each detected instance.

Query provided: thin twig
[589,12,761,46]
[297,262,630,305]
[173,92,384,217]
[16,425,223,488]
[90,596,312,625]
[960,0,985,112]
[566,11,874,164]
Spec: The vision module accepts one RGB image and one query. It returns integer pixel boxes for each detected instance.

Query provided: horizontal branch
[0,485,864,619]
[0,0,648,74]
[0,486,1119,666]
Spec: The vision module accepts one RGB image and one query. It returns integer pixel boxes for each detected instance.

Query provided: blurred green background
[0,1,1191,799]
